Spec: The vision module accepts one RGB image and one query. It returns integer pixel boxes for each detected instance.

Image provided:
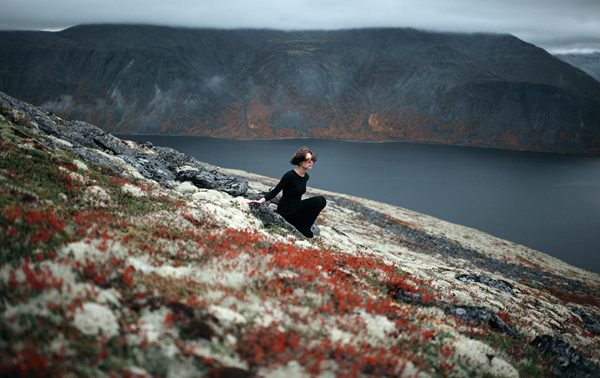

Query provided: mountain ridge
[1,24,600,154]
[555,52,600,82]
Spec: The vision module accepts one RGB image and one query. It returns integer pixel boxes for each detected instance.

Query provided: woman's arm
[247,172,289,205]
[247,197,267,205]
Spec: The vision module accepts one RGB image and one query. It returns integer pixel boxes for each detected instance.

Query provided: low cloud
[548,48,600,55]
[1,0,600,51]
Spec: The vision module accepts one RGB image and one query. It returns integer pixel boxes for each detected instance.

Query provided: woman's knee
[316,196,326,209]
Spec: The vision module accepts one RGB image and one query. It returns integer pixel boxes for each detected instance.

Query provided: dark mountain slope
[555,52,600,82]
[1,24,599,154]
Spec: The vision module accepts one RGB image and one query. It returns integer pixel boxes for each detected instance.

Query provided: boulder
[249,204,302,237]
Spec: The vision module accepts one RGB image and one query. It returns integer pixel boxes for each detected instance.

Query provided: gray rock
[65,120,129,153]
[177,168,248,197]
[456,274,515,296]
[531,335,600,377]
[310,224,321,237]
[572,307,600,336]
[445,305,517,337]
[70,146,118,168]
[247,193,321,238]
[388,273,517,337]
[390,287,430,306]
[249,204,302,237]
[153,145,204,170]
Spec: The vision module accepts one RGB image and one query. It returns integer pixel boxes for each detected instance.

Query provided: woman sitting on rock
[247,146,326,238]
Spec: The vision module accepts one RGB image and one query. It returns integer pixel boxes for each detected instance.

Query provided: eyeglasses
[303,157,315,163]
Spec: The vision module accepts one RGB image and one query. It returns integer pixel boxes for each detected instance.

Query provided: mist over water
[119,135,600,274]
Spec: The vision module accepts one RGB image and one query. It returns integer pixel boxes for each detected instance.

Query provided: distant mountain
[555,52,600,82]
[1,24,600,154]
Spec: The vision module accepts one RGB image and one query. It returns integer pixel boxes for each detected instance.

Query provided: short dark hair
[290,146,317,165]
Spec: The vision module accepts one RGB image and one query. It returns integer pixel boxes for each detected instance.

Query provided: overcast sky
[2,0,600,53]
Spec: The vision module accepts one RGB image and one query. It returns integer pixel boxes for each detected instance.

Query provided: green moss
[478,332,552,378]
[0,114,179,264]
[0,121,81,263]
[1,148,67,203]
[264,224,293,238]
[0,109,35,132]
[112,190,173,215]
[518,359,545,377]
[83,164,175,216]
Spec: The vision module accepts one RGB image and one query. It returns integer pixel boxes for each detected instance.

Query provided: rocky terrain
[1,90,600,377]
[1,25,600,155]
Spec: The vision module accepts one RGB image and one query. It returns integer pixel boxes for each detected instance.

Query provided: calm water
[119,135,600,274]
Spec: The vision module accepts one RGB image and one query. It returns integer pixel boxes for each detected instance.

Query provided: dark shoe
[299,228,314,238]
[310,224,320,237]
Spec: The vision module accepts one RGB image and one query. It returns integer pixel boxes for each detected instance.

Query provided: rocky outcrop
[0,90,248,196]
[175,167,247,197]
[531,335,600,378]
[248,204,301,235]
[1,91,599,377]
[2,25,600,154]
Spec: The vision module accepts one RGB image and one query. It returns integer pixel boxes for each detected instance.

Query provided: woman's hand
[246,198,266,206]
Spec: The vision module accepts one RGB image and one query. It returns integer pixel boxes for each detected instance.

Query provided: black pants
[281,196,326,238]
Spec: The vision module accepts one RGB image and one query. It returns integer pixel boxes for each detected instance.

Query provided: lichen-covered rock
[572,307,600,335]
[452,337,519,378]
[83,185,112,207]
[455,274,515,296]
[249,204,300,236]
[531,335,600,378]
[445,305,517,337]
[72,302,119,338]
[177,167,248,196]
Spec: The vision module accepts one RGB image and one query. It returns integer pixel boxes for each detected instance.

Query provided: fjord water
[120,135,600,274]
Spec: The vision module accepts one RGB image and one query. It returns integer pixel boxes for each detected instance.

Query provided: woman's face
[300,152,314,170]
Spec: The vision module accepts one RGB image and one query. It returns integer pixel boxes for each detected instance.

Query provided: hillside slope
[1,25,600,154]
[1,91,599,377]
[555,52,600,82]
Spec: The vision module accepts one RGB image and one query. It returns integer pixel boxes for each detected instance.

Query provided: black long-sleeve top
[264,169,309,217]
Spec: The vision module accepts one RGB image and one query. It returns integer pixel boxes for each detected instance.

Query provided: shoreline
[114,132,599,158]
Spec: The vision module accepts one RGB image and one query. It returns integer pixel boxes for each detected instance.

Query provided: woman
[248,147,326,238]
